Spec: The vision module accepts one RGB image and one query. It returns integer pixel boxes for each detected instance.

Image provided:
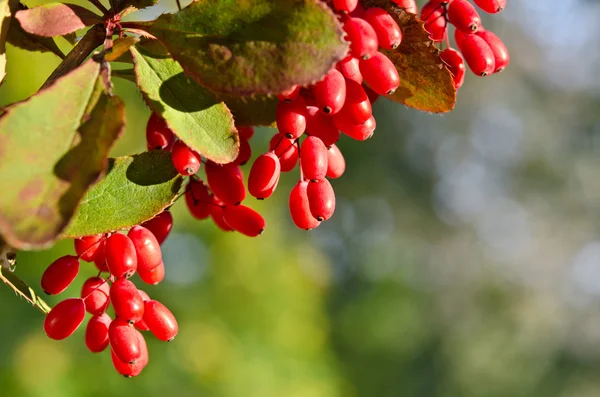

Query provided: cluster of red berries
[419,0,509,88]
[41,213,177,378]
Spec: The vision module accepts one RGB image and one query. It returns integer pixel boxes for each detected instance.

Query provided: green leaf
[219,93,277,127]
[363,0,456,113]
[130,0,348,96]
[62,151,183,238]
[131,44,239,164]
[0,60,125,249]
[7,16,65,59]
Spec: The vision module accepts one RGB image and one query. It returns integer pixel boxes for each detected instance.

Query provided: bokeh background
[2,1,600,396]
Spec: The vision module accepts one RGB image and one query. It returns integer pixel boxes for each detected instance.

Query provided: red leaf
[15,3,102,37]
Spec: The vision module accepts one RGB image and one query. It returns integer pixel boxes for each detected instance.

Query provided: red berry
[143,300,178,341]
[360,52,400,95]
[343,17,379,60]
[237,126,254,140]
[421,2,446,42]
[473,0,505,14]
[105,233,137,279]
[334,79,372,125]
[110,330,148,377]
[81,276,110,315]
[391,0,418,14]
[363,7,403,50]
[337,57,363,84]
[300,136,328,182]
[313,69,346,115]
[457,33,495,76]
[248,152,281,199]
[276,96,307,139]
[223,205,265,237]
[269,134,299,172]
[93,239,107,272]
[326,145,346,179]
[138,261,165,285]
[44,298,85,340]
[440,48,466,89]
[289,181,320,230]
[307,179,336,222]
[205,162,246,206]
[171,140,201,176]
[85,313,111,353]
[209,198,234,232]
[363,85,380,104]
[141,211,173,245]
[305,106,340,147]
[146,112,174,151]
[277,85,301,102]
[335,114,376,141]
[185,178,212,220]
[74,234,104,262]
[41,255,80,295]
[333,0,358,12]
[134,291,151,331]
[109,318,142,364]
[110,279,145,323]
[128,225,162,272]
[233,137,252,166]
[476,29,509,72]
[448,0,482,33]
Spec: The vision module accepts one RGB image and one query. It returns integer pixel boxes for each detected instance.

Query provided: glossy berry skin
[457,33,495,76]
[134,291,151,331]
[335,114,376,141]
[128,226,162,272]
[276,85,301,102]
[448,0,481,33]
[210,199,235,232]
[92,239,107,272]
[440,48,466,89]
[289,181,320,230]
[109,318,142,364]
[269,134,299,172]
[360,52,400,95]
[143,300,179,341]
[343,17,379,60]
[171,140,201,176]
[146,112,174,151]
[363,7,403,50]
[473,0,505,14]
[223,205,266,237]
[300,136,328,182]
[110,331,148,378]
[392,0,418,14]
[233,137,252,166]
[337,57,363,84]
[304,107,340,147]
[74,234,104,262]
[41,255,80,295]
[421,2,446,42]
[334,79,372,125]
[141,211,173,245]
[81,277,110,315]
[138,261,165,286]
[205,162,246,206]
[44,298,86,340]
[110,279,145,323]
[237,126,254,140]
[326,145,346,179]
[313,69,346,115]
[249,152,281,199]
[185,179,212,220]
[333,0,358,12]
[105,233,137,279]
[307,179,336,222]
[476,29,510,72]
[276,97,306,139]
[85,313,111,353]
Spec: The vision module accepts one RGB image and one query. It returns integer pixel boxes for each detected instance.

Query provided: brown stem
[87,0,109,15]
[40,25,106,90]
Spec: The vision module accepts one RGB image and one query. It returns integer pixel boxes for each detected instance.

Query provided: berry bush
[0,0,509,377]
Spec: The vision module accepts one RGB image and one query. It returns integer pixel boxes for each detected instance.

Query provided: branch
[40,25,106,90]
[87,0,109,15]
[0,267,52,314]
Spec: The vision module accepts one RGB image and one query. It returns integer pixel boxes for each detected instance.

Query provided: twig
[0,267,51,314]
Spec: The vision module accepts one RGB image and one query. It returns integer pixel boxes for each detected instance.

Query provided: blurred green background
[2,1,600,396]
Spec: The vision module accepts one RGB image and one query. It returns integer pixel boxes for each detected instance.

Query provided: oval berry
[233,137,252,166]
[343,17,379,59]
[333,0,358,12]
[110,331,148,377]
[307,179,336,222]
[141,211,173,245]
[337,57,363,84]
[249,152,281,199]
[269,134,299,172]
[85,313,111,353]
[392,0,418,14]
[109,318,142,364]
[473,0,505,14]
[41,255,80,295]
[44,298,86,340]
[223,205,266,237]
[128,225,162,272]
[171,140,201,176]
[457,33,495,76]
[74,234,104,262]
[110,279,145,323]
[138,261,165,285]
[185,179,212,220]
[363,7,403,50]
[143,300,179,341]
[313,69,346,115]
[476,29,509,73]
[421,1,446,42]
[146,112,174,151]
[205,162,246,206]
[134,291,151,331]
[237,126,254,140]
[300,136,328,182]
[289,181,320,230]
[105,233,137,279]
[360,52,400,95]
[334,79,372,125]
[343,115,377,141]
[276,85,300,102]
[210,198,235,232]
[326,145,346,179]
[448,0,482,33]
[440,48,466,89]
[305,106,340,147]
[276,96,307,139]
[81,276,110,315]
